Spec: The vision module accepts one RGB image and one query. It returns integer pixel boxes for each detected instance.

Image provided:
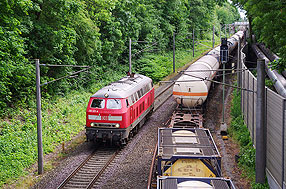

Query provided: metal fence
[240,45,286,189]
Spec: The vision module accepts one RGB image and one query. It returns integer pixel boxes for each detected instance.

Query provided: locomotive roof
[91,74,152,99]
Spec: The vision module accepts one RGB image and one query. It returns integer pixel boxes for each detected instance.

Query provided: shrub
[229,88,269,188]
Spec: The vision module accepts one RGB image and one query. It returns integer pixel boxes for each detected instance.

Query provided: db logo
[101,116,108,120]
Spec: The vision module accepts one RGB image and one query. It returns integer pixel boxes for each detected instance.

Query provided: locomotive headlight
[115,123,120,128]
[91,123,95,127]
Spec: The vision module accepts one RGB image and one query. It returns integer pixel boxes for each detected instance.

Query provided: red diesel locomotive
[86,74,154,144]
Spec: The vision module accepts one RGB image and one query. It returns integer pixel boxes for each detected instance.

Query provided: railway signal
[220,37,229,135]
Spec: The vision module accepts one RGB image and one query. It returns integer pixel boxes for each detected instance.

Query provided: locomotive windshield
[106,99,121,109]
[91,99,105,108]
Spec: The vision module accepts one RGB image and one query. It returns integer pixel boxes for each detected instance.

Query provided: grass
[0,36,218,187]
[229,88,269,189]
[0,68,125,187]
[0,92,87,186]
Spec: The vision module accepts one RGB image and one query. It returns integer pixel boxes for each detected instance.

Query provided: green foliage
[233,0,286,72]
[133,37,222,83]
[0,62,126,187]
[136,54,169,82]
[27,0,101,94]
[230,91,242,118]
[229,89,269,188]
[251,69,276,91]
[0,0,241,110]
[269,59,286,75]
[0,0,34,110]
[215,2,241,25]
[0,91,88,185]
[0,0,241,186]
[265,78,275,91]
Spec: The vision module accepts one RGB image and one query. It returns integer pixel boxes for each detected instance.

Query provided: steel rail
[86,150,119,189]
[57,149,118,189]
[57,150,97,189]
[153,82,174,112]
[154,93,173,112]
[154,83,174,100]
[147,143,158,189]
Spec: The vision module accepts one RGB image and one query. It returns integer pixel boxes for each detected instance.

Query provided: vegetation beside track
[229,88,269,189]
[0,69,124,187]
[0,42,218,187]
[0,0,241,186]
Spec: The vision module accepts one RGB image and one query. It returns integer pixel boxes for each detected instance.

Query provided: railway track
[154,82,174,111]
[57,81,175,189]
[57,148,118,189]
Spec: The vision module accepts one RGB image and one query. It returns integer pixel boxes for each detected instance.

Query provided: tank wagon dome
[178,181,212,189]
[91,74,152,99]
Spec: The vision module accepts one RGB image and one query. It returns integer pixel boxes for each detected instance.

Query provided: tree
[0,0,34,110]
[233,0,286,72]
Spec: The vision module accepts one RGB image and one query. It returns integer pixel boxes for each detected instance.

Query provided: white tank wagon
[173,55,220,107]
[173,31,245,107]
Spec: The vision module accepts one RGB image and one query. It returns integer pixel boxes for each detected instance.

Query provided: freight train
[156,127,236,189]
[86,74,154,145]
[173,31,244,107]
[155,30,245,188]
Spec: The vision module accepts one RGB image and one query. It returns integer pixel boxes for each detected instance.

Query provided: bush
[229,88,269,188]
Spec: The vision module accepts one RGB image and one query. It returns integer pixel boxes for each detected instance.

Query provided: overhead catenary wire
[182,72,255,93]
[196,42,213,49]
[40,67,91,86]
[161,73,255,93]
[132,41,152,43]
[132,41,158,57]
[180,68,255,73]
[244,60,260,65]
[215,70,255,77]
[40,64,90,68]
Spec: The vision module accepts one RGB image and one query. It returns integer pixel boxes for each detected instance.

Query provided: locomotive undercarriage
[86,127,129,145]
[86,105,154,146]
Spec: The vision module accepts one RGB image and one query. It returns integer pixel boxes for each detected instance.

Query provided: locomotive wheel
[119,138,128,148]
[129,131,134,139]
[133,126,138,134]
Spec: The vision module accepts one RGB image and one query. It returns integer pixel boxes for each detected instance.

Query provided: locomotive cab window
[91,99,105,108]
[134,93,139,101]
[140,88,144,96]
[131,95,135,103]
[146,84,150,91]
[107,99,122,109]
[137,90,142,98]
[148,82,152,89]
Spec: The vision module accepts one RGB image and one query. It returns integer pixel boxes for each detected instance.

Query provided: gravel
[95,96,176,189]
[204,64,251,188]
[32,135,95,189]
[30,88,176,189]
[30,54,251,189]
